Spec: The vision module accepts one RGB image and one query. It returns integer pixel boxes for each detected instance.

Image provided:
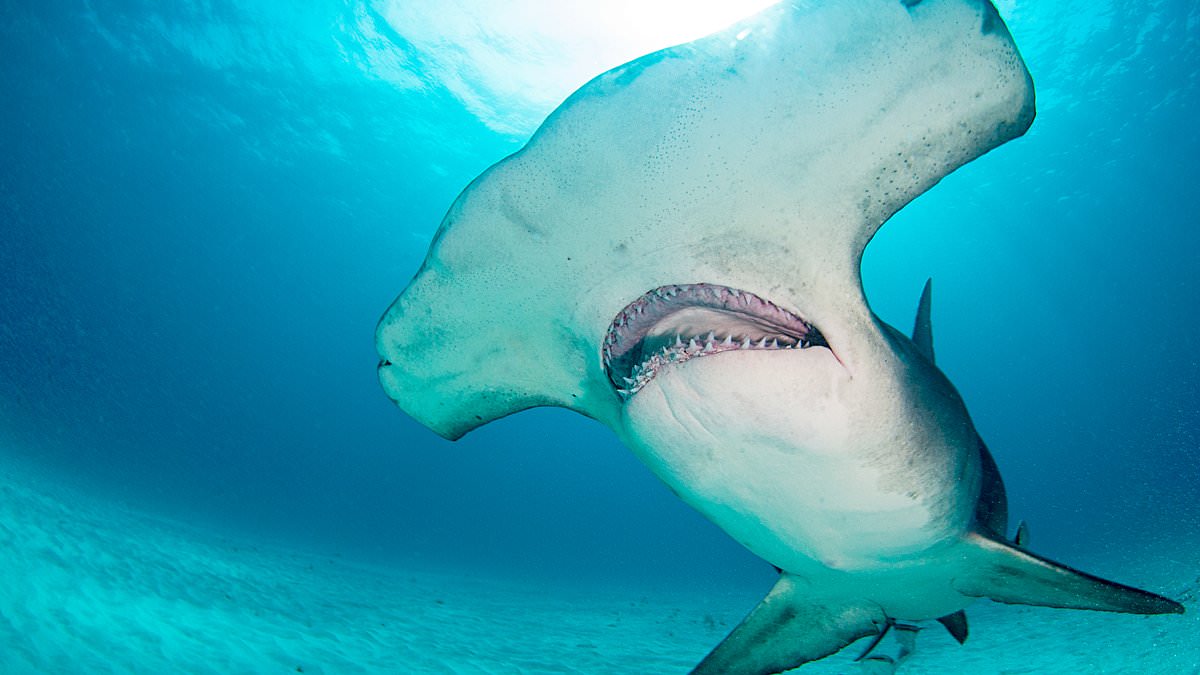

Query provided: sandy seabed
[1,453,1196,674]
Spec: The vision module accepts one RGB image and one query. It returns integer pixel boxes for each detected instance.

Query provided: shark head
[376,0,1182,672]
[376,0,1034,439]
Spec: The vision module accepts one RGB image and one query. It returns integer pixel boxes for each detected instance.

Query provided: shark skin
[375,1,1184,672]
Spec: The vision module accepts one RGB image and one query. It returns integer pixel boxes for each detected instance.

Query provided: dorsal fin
[911,278,935,363]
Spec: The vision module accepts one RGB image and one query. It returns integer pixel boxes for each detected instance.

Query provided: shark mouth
[602,283,828,399]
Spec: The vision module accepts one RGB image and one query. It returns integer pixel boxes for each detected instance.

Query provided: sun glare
[594,0,782,53]
[373,0,781,134]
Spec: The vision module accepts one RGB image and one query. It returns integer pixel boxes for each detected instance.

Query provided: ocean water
[1,0,1197,672]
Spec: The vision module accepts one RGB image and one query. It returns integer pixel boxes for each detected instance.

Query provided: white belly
[617,349,977,575]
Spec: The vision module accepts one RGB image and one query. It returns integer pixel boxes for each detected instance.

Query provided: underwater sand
[1,452,1196,674]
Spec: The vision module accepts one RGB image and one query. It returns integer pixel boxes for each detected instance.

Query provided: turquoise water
[2,452,1196,672]
[2,0,1198,671]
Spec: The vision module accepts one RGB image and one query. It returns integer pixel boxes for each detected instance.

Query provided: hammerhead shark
[375,1,1184,672]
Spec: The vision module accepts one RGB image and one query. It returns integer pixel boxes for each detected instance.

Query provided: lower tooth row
[615,334,813,396]
[633,335,802,372]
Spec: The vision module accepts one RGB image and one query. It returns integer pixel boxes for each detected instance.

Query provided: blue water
[1,0,1198,671]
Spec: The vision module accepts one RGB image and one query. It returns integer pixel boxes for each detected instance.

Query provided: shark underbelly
[621,425,951,574]
[619,413,980,621]
[617,351,978,579]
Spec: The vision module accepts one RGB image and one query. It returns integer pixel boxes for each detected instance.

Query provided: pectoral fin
[956,532,1184,615]
[691,574,884,675]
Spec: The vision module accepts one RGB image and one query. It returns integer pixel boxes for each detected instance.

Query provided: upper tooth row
[676,334,794,351]
[606,285,798,345]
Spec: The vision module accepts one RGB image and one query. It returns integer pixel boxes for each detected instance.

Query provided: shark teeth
[601,283,828,400]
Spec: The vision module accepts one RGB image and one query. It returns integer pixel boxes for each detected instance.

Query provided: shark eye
[602,284,827,398]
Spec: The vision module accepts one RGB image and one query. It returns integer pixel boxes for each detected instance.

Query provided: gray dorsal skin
[376,1,1184,672]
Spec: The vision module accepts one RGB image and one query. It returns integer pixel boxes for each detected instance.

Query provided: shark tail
[958,532,1185,615]
[691,574,884,675]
